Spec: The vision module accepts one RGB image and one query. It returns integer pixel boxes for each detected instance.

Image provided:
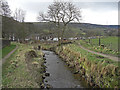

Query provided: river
[43,50,88,88]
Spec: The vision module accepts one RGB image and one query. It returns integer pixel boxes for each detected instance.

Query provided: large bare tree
[37,1,81,45]
[13,8,26,22]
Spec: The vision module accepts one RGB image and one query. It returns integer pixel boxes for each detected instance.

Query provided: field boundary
[78,43,119,62]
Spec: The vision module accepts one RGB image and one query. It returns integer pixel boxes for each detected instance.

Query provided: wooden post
[89,39,90,43]
[99,37,101,46]
[38,45,41,50]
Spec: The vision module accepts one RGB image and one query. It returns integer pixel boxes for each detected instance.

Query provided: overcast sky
[7,0,119,25]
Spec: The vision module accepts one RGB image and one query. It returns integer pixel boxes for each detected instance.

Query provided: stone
[43,54,45,57]
[45,80,48,83]
[46,84,53,89]
[43,57,46,60]
[45,73,50,77]
[42,75,46,79]
[40,83,45,89]
[75,85,81,88]
[44,61,47,63]
[74,71,79,74]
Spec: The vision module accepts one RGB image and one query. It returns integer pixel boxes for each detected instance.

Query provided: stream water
[43,50,88,88]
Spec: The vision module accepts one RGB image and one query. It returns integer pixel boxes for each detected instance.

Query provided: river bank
[2,42,119,88]
[41,42,120,88]
[2,43,45,88]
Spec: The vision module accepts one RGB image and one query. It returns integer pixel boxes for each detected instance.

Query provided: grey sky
[7,0,119,25]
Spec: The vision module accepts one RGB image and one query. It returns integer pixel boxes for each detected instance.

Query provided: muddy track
[2,45,18,64]
[78,43,119,62]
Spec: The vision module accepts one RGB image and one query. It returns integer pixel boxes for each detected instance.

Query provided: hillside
[32,22,118,38]
[2,15,118,40]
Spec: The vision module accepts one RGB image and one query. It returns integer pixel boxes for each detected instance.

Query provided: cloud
[7,0,118,25]
[74,2,118,11]
[82,8,118,25]
[21,2,52,13]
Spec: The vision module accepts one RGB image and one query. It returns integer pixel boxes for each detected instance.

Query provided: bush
[25,50,37,59]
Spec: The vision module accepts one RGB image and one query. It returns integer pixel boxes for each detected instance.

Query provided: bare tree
[60,2,81,41]
[37,1,62,44]
[37,1,81,45]
[13,8,26,22]
[0,0,3,15]
[0,0,11,17]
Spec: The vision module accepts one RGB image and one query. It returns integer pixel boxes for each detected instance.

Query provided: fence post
[89,39,90,43]
[99,37,101,46]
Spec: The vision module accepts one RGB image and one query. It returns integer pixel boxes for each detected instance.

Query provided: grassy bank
[0,44,16,59]
[77,36,119,57]
[2,43,45,88]
[55,43,120,88]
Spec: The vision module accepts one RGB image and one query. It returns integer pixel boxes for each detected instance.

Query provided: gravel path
[78,43,119,62]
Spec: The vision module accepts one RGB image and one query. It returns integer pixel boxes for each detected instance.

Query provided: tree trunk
[57,23,61,46]
[89,39,90,43]
[61,25,66,44]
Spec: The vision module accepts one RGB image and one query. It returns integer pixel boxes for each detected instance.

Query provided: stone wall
[2,40,10,48]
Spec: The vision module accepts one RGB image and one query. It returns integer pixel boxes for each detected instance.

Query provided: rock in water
[43,57,46,60]
[42,75,46,79]
[40,83,45,89]
[45,73,50,77]
[75,85,81,88]
[74,71,79,74]
[46,84,53,89]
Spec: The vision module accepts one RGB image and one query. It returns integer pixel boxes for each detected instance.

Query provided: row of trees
[1,0,82,44]
[0,0,27,41]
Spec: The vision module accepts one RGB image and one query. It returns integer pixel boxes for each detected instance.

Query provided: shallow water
[43,50,88,88]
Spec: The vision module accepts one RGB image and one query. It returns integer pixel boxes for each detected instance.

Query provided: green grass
[2,43,43,88]
[63,44,119,66]
[77,36,119,57]
[0,44,16,59]
[56,43,119,88]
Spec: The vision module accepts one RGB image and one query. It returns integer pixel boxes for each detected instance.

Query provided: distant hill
[68,23,118,29]
[2,16,118,40]
[31,22,118,37]
[81,23,118,29]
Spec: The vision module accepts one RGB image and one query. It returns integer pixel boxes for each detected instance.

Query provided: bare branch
[13,8,26,22]
[37,1,82,44]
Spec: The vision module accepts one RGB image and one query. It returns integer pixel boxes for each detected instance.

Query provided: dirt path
[78,43,119,62]
[2,45,18,64]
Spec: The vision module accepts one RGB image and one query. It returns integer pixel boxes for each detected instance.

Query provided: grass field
[77,36,119,57]
[63,44,119,66]
[0,44,16,59]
